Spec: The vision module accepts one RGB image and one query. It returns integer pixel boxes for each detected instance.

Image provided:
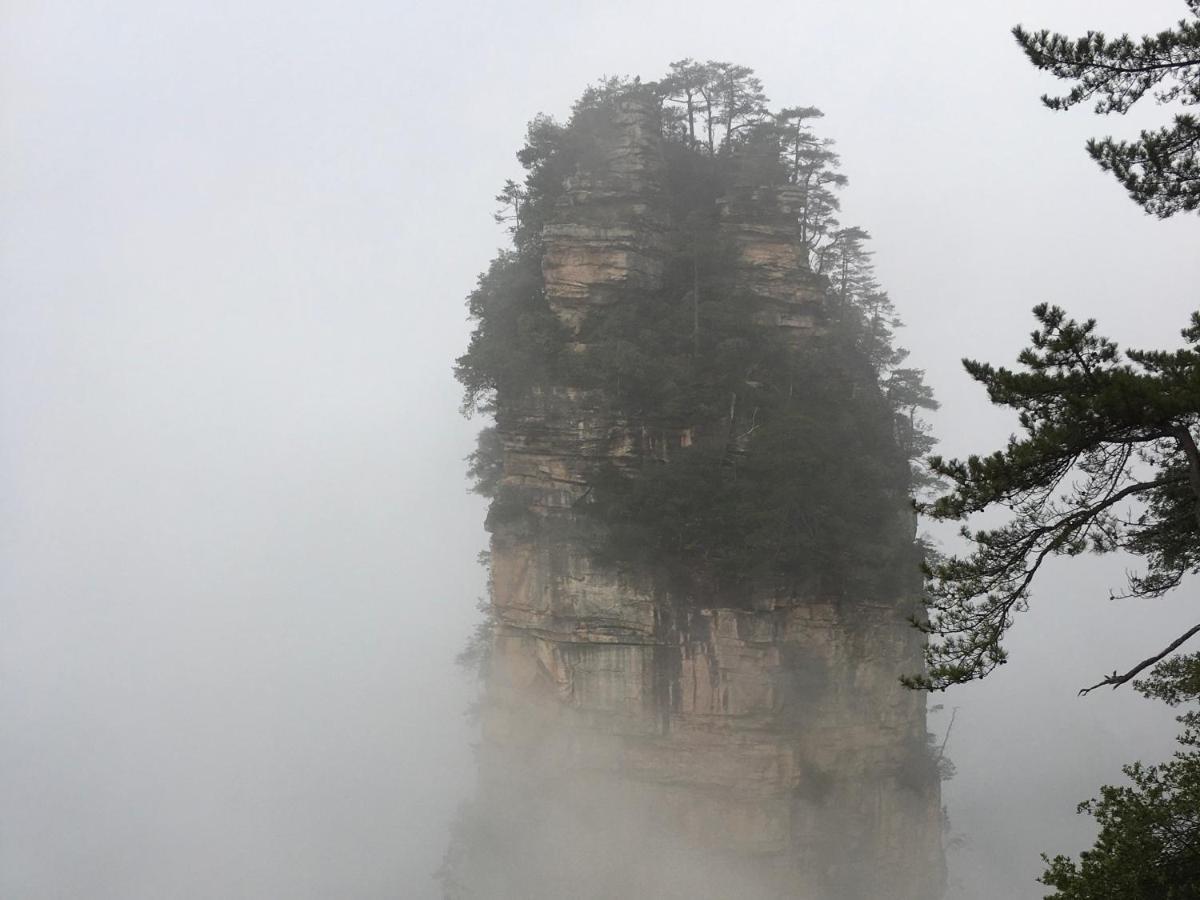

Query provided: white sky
[3,2,1198,898]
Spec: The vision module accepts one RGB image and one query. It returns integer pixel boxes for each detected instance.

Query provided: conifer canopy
[1014,1,1200,217]
[915,305,1200,693]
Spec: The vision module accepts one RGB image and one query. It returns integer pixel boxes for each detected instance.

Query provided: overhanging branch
[1078,621,1200,695]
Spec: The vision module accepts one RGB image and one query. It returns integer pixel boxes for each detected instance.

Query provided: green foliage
[589,321,916,597]
[457,65,936,599]
[454,251,566,414]
[1040,654,1200,899]
[775,108,847,260]
[1140,652,1200,730]
[1014,3,1200,217]
[659,59,768,154]
[465,427,503,497]
[914,305,1200,691]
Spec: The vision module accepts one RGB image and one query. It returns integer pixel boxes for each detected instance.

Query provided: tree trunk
[1170,423,1200,528]
[692,248,700,358]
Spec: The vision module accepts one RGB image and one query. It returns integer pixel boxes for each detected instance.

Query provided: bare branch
[1078,622,1200,695]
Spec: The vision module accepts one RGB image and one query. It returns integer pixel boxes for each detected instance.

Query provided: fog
[3,1,1198,898]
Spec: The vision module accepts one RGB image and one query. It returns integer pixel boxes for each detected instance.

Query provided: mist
[3,2,1198,898]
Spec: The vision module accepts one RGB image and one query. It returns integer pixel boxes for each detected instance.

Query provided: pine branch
[1079,623,1200,695]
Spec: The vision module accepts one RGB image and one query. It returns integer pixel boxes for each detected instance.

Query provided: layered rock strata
[454,95,945,900]
[541,98,669,335]
[719,182,825,343]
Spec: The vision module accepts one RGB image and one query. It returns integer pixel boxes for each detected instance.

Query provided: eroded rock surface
[719,182,825,343]
[542,98,669,334]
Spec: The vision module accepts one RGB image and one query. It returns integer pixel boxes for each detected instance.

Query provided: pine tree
[1039,652,1200,898]
[660,60,768,155]
[1014,1,1200,217]
[912,305,1200,692]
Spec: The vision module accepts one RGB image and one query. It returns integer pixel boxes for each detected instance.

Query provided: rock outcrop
[719,181,825,343]
[541,98,669,335]
[450,94,945,900]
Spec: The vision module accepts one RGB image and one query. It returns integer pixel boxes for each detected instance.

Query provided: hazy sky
[3,2,1198,898]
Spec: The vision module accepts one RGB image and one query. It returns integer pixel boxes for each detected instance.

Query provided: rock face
[719,181,825,343]
[451,95,945,900]
[541,98,669,335]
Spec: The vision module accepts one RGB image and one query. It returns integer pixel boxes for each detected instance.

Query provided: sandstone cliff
[448,93,945,900]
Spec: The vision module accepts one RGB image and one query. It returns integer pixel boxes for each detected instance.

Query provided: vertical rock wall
[453,95,945,900]
[541,98,669,335]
